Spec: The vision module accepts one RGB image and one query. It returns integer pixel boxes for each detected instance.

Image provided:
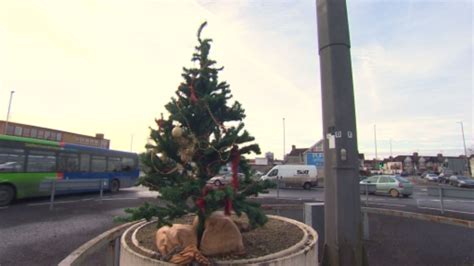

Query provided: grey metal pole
[365,183,369,206]
[390,139,393,158]
[283,118,286,163]
[458,122,471,176]
[49,180,56,211]
[4,90,15,135]
[439,186,444,214]
[100,179,104,202]
[362,210,369,240]
[276,177,280,199]
[316,0,367,265]
[374,124,377,161]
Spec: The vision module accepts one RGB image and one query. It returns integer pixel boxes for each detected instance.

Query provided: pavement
[259,200,474,266]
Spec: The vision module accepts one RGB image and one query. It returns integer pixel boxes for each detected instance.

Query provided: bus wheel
[0,185,15,206]
[303,182,311,190]
[110,179,120,193]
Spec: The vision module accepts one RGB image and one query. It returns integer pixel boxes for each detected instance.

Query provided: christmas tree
[123,22,272,243]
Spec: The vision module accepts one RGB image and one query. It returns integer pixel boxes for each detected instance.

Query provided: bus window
[107,157,121,171]
[27,151,56,172]
[80,154,90,172]
[0,148,25,172]
[58,153,79,172]
[91,156,106,172]
[121,157,135,171]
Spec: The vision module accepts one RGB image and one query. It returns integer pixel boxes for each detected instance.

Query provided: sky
[0,0,472,160]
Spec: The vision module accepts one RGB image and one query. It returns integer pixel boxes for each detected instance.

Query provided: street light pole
[390,138,393,158]
[458,121,471,176]
[4,90,15,135]
[316,0,367,265]
[283,117,286,163]
[374,124,378,160]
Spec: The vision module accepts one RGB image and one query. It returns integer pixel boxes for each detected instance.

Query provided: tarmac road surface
[0,185,473,266]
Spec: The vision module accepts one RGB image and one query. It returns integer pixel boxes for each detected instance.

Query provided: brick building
[0,120,110,149]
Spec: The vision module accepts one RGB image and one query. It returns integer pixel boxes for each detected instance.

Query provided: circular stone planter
[120,215,319,266]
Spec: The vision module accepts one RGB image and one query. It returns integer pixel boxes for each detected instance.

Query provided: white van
[261,165,318,190]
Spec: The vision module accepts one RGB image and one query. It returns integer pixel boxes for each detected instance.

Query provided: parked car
[208,173,245,186]
[400,171,409,177]
[448,175,474,188]
[360,175,413,197]
[437,173,451,184]
[425,173,439,182]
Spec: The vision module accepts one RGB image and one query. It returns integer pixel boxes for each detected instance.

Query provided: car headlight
[459,181,466,184]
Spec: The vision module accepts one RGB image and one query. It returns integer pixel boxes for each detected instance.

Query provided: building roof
[288,148,308,157]
[305,139,324,153]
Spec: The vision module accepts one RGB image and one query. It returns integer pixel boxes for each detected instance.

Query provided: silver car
[208,173,245,186]
[425,173,439,182]
[360,175,413,197]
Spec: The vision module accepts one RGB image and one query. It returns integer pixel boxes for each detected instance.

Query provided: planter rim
[121,221,175,265]
[125,215,318,265]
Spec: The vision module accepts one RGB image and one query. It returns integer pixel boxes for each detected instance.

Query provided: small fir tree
[123,22,272,242]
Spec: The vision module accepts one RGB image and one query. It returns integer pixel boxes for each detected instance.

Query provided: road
[0,187,160,266]
[0,182,473,266]
[260,179,474,220]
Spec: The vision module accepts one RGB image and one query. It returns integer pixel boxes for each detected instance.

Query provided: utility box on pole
[316,0,367,265]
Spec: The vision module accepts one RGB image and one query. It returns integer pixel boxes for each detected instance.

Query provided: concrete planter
[120,215,319,266]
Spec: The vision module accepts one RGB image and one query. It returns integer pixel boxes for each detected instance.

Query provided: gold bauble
[171,126,183,138]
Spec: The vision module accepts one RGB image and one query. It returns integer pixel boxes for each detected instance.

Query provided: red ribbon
[224,198,232,215]
[196,186,210,214]
[196,198,206,214]
[189,84,198,103]
[155,118,165,131]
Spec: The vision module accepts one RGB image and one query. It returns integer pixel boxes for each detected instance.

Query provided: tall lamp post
[458,121,471,176]
[316,0,367,265]
[4,90,15,135]
[283,117,286,162]
[374,124,378,160]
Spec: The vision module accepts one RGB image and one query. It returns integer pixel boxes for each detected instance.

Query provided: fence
[426,186,474,214]
[360,183,377,206]
[39,178,109,210]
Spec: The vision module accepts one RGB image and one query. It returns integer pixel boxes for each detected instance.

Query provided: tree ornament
[177,163,184,173]
[189,77,198,103]
[180,153,191,163]
[155,113,166,131]
[159,153,168,161]
[172,126,183,138]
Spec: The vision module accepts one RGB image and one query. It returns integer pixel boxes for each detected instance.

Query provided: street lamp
[283,117,286,162]
[458,121,471,176]
[374,124,378,160]
[4,90,15,135]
